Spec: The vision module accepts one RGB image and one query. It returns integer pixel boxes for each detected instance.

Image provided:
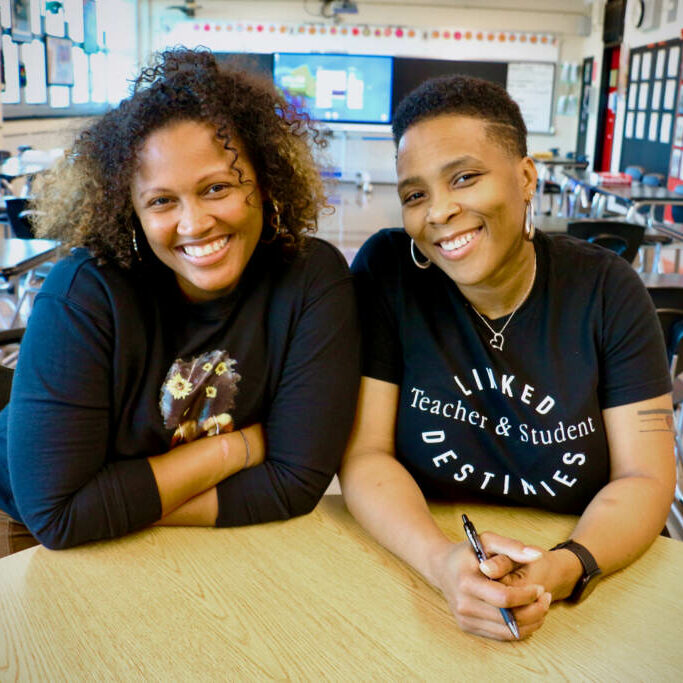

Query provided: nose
[426,192,462,225]
[177,199,215,236]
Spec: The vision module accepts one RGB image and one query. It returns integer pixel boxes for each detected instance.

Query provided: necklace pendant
[490,333,505,351]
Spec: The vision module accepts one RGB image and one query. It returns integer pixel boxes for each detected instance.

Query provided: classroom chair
[642,173,665,187]
[624,165,645,181]
[672,185,683,224]
[0,327,25,408]
[645,282,683,537]
[567,219,644,264]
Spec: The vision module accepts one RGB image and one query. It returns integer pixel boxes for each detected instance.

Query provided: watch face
[575,570,602,602]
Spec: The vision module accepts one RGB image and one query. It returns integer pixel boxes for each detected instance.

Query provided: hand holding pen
[462,515,550,639]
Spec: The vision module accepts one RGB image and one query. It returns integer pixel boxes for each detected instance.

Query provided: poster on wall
[674,118,683,147]
[46,35,74,86]
[660,112,673,144]
[671,148,681,179]
[10,0,32,42]
[1,35,20,103]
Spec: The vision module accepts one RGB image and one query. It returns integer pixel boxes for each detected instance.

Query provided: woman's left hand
[478,543,583,603]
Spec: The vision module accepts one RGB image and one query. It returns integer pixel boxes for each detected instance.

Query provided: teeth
[182,237,229,258]
[440,231,476,252]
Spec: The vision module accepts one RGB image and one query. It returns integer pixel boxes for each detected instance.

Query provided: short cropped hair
[392,75,528,158]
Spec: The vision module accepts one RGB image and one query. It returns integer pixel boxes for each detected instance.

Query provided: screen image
[273,53,392,124]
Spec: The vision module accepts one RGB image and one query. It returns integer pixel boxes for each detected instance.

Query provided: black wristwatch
[550,540,602,603]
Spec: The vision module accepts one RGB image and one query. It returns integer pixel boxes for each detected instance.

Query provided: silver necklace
[470,255,537,351]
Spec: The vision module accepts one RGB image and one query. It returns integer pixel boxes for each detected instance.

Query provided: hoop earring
[410,239,431,269]
[261,199,283,244]
[131,225,142,262]
[524,200,536,242]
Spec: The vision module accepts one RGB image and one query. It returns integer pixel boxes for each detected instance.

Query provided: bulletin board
[620,38,682,177]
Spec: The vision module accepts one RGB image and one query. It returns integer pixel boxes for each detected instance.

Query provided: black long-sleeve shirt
[0,238,360,549]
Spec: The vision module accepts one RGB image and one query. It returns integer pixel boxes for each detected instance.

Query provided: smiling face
[396,114,537,300]
[131,120,264,302]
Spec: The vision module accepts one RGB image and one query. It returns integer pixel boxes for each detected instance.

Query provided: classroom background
[0,0,682,191]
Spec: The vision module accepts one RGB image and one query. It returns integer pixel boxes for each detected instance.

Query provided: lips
[180,236,230,258]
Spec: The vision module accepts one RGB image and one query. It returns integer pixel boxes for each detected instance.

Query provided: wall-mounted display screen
[392,58,507,116]
[273,52,392,124]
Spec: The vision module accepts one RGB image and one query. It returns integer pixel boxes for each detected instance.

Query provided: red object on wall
[599,47,621,172]
[665,51,683,222]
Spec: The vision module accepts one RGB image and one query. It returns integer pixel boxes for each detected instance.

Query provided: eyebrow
[397,155,483,193]
[135,168,244,200]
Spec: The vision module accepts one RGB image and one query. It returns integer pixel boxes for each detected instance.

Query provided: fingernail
[479,560,494,576]
[544,592,552,607]
[522,547,542,559]
[535,585,545,599]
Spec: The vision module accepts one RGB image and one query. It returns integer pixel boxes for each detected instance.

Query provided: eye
[401,190,424,206]
[147,196,172,208]
[453,173,479,186]
[206,183,231,196]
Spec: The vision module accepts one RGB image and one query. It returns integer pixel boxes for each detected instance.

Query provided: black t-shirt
[351,229,670,514]
[0,238,360,548]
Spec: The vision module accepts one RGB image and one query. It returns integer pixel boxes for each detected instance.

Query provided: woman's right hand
[430,534,552,641]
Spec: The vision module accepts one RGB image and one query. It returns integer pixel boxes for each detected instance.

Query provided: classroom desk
[0,238,60,280]
[562,170,683,222]
[0,238,60,328]
[0,158,48,181]
[1,495,682,680]
[532,156,588,217]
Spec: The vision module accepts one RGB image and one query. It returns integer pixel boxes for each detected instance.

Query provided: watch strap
[550,539,601,602]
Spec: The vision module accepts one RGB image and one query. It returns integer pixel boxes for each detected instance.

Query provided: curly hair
[31,47,328,268]
[392,75,527,158]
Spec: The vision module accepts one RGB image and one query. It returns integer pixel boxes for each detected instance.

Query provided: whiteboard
[506,62,555,134]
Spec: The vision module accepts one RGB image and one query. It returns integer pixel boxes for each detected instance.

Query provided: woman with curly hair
[0,47,360,556]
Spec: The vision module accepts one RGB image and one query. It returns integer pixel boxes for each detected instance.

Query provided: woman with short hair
[341,75,675,641]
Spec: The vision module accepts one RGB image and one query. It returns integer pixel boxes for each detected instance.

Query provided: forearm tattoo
[637,408,675,433]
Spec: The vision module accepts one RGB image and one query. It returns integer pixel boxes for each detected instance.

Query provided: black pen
[462,514,520,640]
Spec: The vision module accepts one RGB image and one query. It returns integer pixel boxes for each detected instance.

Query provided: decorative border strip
[189,22,556,45]
[157,21,558,62]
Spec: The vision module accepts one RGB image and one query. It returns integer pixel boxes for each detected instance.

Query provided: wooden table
[1,496,682,680]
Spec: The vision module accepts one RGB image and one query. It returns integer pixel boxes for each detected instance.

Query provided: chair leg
[652,243,662,274]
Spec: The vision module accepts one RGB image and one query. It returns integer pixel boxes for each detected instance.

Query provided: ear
[518,156,538,202]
